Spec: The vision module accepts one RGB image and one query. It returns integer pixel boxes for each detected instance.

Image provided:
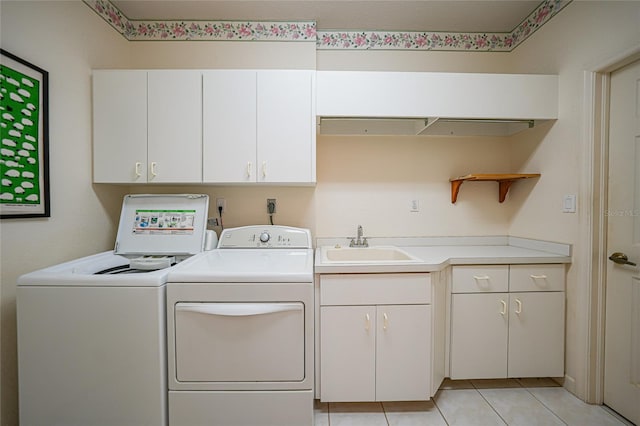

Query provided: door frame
[582,44,640,404]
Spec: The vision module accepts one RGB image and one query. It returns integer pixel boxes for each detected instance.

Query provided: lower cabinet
[450,264,565,379]
[319,273,432,402]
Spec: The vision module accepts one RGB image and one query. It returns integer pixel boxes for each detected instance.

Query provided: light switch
[562,194,576,213]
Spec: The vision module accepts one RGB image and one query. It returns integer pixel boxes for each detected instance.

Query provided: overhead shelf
[450,174,541,203]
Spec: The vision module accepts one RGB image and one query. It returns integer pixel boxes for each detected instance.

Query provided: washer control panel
[218,225,312,249]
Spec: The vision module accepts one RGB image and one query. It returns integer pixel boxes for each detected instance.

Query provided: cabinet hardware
[530,274,547,280]
[515,299,523,315]
[365,313,370,331]
[262,161,267,178]
[246,161,252,178]
[383,313,389,331]
[135,162,142,178]
[473,275,490,280]
[150,162,157,178]
[500,300,507,316]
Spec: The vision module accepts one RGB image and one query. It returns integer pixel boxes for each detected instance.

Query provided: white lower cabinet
[450,264,565,379]
[319,274,432,402]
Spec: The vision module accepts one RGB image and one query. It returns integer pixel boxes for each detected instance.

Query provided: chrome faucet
[350,225,369,247]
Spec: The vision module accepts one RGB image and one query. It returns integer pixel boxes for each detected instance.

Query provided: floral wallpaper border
[83,0,570,51]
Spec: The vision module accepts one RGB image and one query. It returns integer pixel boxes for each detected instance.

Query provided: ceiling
[110,0,543,33]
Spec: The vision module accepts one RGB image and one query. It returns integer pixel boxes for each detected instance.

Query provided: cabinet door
[257,71,315,183]
[93,70,147,183]
[508,292,565,378]
[450,293,508,379]
[147,70,202,183]
[320,306,375,402]
[376,305,431,401]
[203,70,257,183]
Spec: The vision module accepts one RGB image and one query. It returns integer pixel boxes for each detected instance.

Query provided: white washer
[166,225,314,426]
[17,194,210,426]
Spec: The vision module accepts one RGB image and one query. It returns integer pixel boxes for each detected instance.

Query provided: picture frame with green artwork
[1,49,50,218]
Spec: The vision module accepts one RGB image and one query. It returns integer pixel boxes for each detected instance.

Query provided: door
[147,70,202,183]
[604,58,640,425]
[450,293,508,379]
[376,304,431,401]
[320,305,376,401]
[257,71,315,183]
[93,70,147,183]
[507,292,564,378]
[203,70,257,183]
[174,302,305,382]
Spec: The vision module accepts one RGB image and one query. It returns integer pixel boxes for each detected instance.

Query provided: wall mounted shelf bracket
[450,173,541,203]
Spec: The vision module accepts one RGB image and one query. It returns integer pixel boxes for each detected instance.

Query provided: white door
[92,70,147,183]
[203,70,257,183]
[604,58,640,425]
[257,71,315,183]
[450,293,508,379]
[507,292,564,378]
[376,304,431,401]
[147,70,202,183]
[320,305,376,402]
[174,302,305,382]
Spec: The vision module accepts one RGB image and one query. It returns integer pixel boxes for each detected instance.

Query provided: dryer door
[174,302,305,382]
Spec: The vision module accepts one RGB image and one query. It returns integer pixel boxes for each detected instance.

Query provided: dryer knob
[259,232,270,243]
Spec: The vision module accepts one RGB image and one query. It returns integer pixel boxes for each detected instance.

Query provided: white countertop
[314,236,571,274]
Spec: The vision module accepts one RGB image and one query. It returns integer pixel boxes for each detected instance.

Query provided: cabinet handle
[135,162,142,178]
[262,161,267,178]
[530,274,547,280]
[515,298,522,315]
[365,313,370,331]
[500,300,507,316]
[383,312,389,331]
[150,161,157,178]
[247,161,252,178]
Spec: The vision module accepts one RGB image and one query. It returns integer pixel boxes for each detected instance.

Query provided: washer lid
[114,194,209,256]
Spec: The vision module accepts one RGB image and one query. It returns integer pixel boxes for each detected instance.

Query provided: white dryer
[166,225,314,426]
[17,194,210,426]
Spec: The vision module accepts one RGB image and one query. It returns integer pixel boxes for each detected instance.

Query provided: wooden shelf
[450,173,541,203]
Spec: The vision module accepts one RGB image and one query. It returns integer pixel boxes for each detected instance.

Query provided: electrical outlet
[267,198,276,214]
[410,199,420,212]
[207,218,219,227]
[216,198,226,214]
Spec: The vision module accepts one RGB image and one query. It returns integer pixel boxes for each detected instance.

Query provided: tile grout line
[431,391,452,426]
[474,386,509,425]
[522,386,568,425]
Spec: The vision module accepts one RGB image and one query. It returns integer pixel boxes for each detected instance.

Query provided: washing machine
[166,225,315,426]
[17,194,211,426]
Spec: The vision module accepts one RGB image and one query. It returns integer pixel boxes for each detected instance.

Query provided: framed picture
[0,49,50,218]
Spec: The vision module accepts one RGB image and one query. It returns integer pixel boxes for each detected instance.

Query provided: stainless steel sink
[320,246,422,263]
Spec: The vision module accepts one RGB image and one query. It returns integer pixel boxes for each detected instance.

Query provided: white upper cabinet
[257,71,315,184]
[203,70,257,183]
[203,70,316,184]
[93,70,202,183]
[316,72,558,136]
[93,70,148,183]
[94,69,315,185]
[147,70,202,183]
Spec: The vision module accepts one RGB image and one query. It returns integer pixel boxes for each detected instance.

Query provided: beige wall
[1,1,639,424]
[508,1,640,398]
[1,2,131,424]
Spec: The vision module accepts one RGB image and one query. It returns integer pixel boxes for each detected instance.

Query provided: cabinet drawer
[320,273,431,305]
[452,266,509,293]
[509,264,565,292]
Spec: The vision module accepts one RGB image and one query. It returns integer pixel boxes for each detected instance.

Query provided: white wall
[0,2,132,424]
[507,1,640,399]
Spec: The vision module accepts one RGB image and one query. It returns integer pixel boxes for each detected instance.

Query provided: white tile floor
[314,378,634,426]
